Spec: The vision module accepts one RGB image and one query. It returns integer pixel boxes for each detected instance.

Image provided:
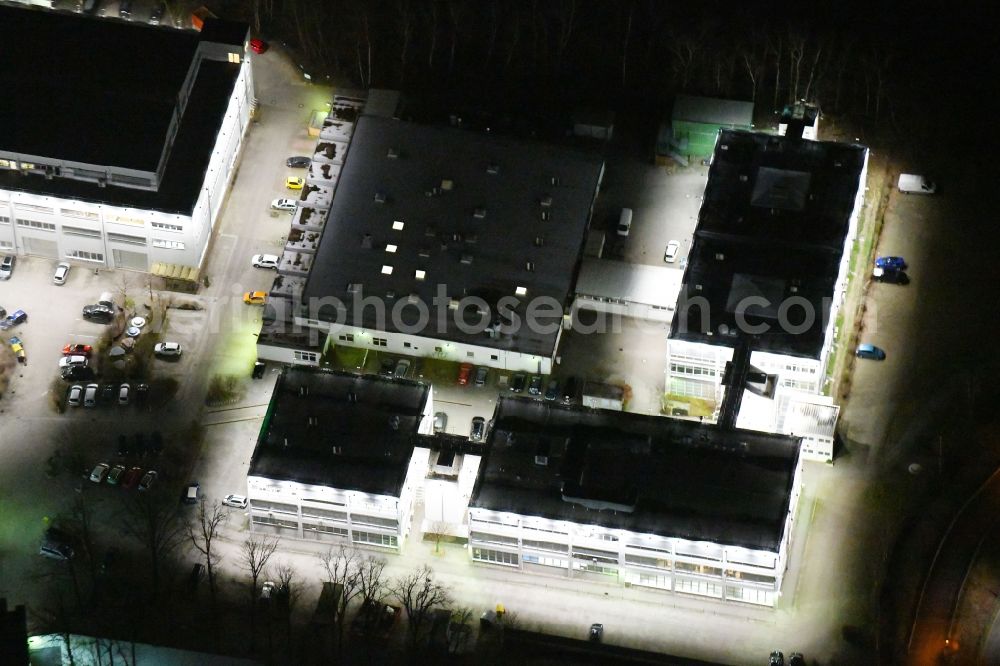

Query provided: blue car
[875,256,907,270]
[0,308,26,330]
[856,344,886,361]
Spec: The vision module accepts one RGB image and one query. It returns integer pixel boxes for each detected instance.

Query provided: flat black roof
[0,6,199,172]
[671,130,867,358]
[0,60,240,215]
[303,115,604,358]
[471,398,801,552]
[249,367,429,497]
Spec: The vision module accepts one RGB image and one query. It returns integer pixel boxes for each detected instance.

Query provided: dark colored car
[510,374,526,393]
[148,1,165,24]
[135,383,149,402]
[474,366,488,386]
[379,357,395,376]
[116,435,129,458]
[872,267,909,284]
[528,375,543,395]
[286,155,311,168]
[561,377,578,403]
[788,654,806,666]
[470,416,486,441]
[122,467,143,490]
[2,309,27,328]
[457,363,473,385]
[102,384,115,402]
[769,651,785,666]
[589,624,603,643]
[875,256,906,270]
[82,304,114,323]
[138,470,157,492]
[544,379,560,401]
[61,365,94,382]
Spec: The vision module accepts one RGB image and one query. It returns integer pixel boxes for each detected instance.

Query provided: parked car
[788,654,806,666]
[470,416,486,441]
[0,255,14,280]
[136,383,149,403]
[589,623,604,643]
[474,366,489,386]
[2,309,27,328]
[433,412,447,433]
[67,384,83,407]
[138,470,157,492]
[148,1,165,24]
[510,374,526,393]
[769,651,785,666]
[122,467,144,490]
[40,528,75,560]
[544,379,560,401]
[561,376,578,403]
[285,176,305,190]
[59,355,88,369]
[84,383,99,407]
[116,435,130,458]
[616,208,633,236]
[664,240,681,263]
[872,267,910,284]
[89,463,110,483]
[875,256,907,270]
[153,342,183,357]
[183,482,200,504]
[62,344,92,356]
[252,253,280,269]
[271,197,297,212]
[379,357,395,376]
[107,465,125,485]
[82,304,115,322]
[393,359,411,378]
[286,156,311,168]
[62,366,95,382]
[243,291,267,305]
[457,363,473,385]
[53,262,71,285]
[528,375,543,395]
[118,383,130,405]
[102,384,116,402]
[856,344,886,361]
[223,494,248,509]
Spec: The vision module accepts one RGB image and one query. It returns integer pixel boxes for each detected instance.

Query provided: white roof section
[574,258,683,309]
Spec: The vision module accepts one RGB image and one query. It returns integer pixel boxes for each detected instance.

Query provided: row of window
[293,350,319,363]
[17,219,55,231]
[67,250,104,262]
[473,548,518,566]
[352,530,398,548]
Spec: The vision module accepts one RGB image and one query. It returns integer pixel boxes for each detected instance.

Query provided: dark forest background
[213,0,992,145]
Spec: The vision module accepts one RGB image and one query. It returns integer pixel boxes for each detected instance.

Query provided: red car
[122,467,143,490]
[62,344,92,356]
[250,38,268,54]
[457,363,472,386]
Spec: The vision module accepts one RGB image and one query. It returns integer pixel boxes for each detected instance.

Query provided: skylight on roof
[515,286,527,296]
[415,269,426,280]
[386,244,397,253]
[382,265,393,275]
[392,220,405,230]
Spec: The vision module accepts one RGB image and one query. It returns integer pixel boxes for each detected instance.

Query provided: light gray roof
[672,94,754,127]
[574,259,682,309]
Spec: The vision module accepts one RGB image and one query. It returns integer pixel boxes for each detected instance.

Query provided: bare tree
[356,554,389,607]
[395,0,415,82]
[448,607,474,654]
[188,500,228,611]
[241,534,280,639]
[668,32,699,90]
[391,565,452,649]
[551,0,577,75]
[318,545,364,655]
[446,0,465,77]
[120,492,186,597]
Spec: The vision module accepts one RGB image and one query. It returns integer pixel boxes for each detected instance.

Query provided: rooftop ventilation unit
[460,254,473,265]
[550,176,560,186]
[487,163,500,175]
[540,195,553,207]
[534,236,545,247]
[424,187,441,197]
[387,147,399,159]
[298,386,309,396]
[332,446,343,455]
[473,207,487,219]
[418,248,430,258]
[525,261,535,272]
[374,191,387,204]
[540,210,551,221]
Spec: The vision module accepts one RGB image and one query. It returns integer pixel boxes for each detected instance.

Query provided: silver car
[53,262,71,285]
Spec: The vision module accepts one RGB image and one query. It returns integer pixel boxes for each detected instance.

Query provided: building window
[434,346,443,352]
[373,337,388,347]
[0,215,10,225]
[403,342,411,349]
[304,523,349,537]
[472,548,518,566]
[0,159,12,169]
[294,351,319,363]
[152,239,186,250]
[107,232,146,246]
[470,531,518,546]
[15,203,54,215]
[66,250,104,262]
[151,221,183,232]
[352,514,399,529]
[0,240,12,249]
[61,208,100,221]
[62,225,102,238]
[466,351,474,358]
[352,531,398,548]
[112,215,146,227]
[491,355,498,360]
[16,219,56,231]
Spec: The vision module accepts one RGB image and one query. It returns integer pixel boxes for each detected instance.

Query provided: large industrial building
[666,129,869,460]
[0,7,254,275]
[256,91,606,375]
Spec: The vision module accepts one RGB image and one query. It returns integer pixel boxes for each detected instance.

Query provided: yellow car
[285,176,305,190]
[243,291,267,305]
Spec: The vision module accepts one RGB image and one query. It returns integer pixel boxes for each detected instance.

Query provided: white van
[898,174,936,194]
[616,208,633,236]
